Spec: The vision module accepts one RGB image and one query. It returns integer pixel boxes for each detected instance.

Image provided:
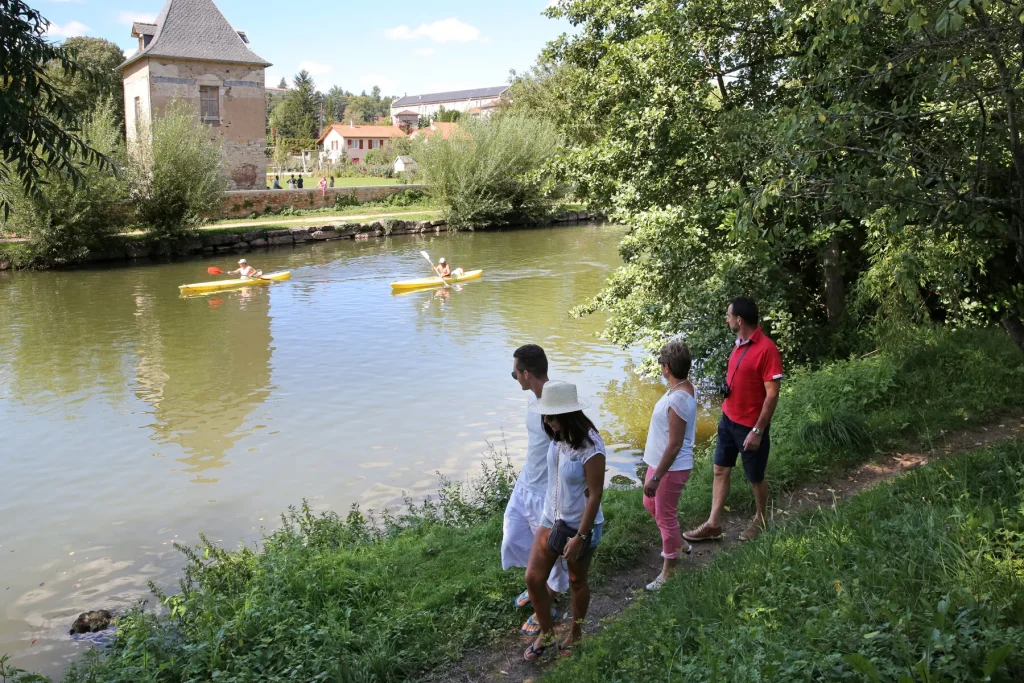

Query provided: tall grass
[546,439,1024,682]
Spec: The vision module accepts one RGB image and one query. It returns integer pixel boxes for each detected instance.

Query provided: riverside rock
[70,610,113,635]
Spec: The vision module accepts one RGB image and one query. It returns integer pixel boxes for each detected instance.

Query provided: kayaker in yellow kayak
[435,258,464,279]
[227,259,262,280]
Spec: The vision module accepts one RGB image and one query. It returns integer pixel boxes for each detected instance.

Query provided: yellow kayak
[179,271,291,295]
[390,269,483,292]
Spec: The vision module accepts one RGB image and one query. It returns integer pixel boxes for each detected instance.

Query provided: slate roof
[132,22,157,36]
[391,86,509,108]
[120,0,270,69]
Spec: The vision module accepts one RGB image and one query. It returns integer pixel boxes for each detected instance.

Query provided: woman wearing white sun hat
[523,381,606,662]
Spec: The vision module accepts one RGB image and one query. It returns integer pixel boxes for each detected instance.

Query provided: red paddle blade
[207,267,223,275]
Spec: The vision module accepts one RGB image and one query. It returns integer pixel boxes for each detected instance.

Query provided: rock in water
[70,610,113,635]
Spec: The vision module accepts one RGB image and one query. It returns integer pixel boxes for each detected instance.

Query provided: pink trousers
[643,468,691,559]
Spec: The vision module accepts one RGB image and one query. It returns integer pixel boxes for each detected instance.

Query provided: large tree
[0,0,109,218]
[48,36,126,125]
[270,70,321,139]
[543,0,1024,367]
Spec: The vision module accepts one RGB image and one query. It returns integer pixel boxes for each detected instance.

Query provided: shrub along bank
[547,439,1024,682]
[4,329,1024,682]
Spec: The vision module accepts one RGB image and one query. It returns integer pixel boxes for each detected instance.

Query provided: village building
[394,155,417,175]
[317,122,409,164]
[410,121,459,141]
[389,86,509,121]
[120,0,271,190]
[392,110,420,132]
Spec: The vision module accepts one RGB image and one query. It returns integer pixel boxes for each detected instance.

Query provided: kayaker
[227,259,262,280]
[435,258,464,279]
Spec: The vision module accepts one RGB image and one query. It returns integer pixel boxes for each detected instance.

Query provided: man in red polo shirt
[684,296,783,543]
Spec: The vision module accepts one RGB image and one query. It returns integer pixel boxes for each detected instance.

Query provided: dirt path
[201,209,441,230]
[426,415,1024,683]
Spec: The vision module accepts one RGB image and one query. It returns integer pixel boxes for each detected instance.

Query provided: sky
[37,0,570,96]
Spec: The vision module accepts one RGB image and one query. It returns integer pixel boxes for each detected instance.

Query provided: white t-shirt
[642,388,697,472]
[517,410,552,497]
[543,428,606,528]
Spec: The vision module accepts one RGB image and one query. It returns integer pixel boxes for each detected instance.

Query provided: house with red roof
[317,121,409,164]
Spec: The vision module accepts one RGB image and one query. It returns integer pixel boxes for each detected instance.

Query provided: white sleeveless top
[543,428,605,527]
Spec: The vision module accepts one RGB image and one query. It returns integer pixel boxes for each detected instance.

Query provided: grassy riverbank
[548,438,1024,681]
[5,329,1024,682]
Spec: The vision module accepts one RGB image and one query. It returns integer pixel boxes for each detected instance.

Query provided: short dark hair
[514,344,548,377]
[658,341,692,379]
[730,296,759,326]
[542,410,596,450]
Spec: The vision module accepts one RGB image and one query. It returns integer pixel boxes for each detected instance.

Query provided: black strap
[727,342,753,387]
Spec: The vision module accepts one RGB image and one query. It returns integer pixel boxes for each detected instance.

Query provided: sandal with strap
[514,589,532,609]
[520,608,562,636]
[559,642,577,658]
[524,636,554,662]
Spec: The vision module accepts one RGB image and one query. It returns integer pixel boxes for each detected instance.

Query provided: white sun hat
[439,257,446,264]
[238,259,247,264]
[529,380,590,415]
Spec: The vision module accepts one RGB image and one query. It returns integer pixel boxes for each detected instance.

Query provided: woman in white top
[523,381,605,661]
[642,341,698,591]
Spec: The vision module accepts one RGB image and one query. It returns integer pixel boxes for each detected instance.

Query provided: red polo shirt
[722,327,784,427]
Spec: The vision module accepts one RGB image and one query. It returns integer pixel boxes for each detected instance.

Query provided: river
[0,223,714,676]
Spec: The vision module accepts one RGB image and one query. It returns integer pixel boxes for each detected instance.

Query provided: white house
[394,155,417,174]
[389,86,509,121]
[317,122,409,164]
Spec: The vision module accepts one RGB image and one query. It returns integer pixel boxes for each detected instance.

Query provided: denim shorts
[540,519,603,548]
[714,414,771,483]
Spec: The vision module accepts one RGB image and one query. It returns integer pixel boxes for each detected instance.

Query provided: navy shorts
[714,414,770,483]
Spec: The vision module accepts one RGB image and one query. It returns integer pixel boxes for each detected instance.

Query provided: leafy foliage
[269,70,321,139]
[0,0,109,218]
[414,113,559,228]
[47,37,126,128]
[129,100,226,238]
[542,0,1024,366]
[1,101,130,264]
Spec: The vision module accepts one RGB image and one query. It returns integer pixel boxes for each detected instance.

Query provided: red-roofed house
[410,121,459,141]
[318,122,409,163]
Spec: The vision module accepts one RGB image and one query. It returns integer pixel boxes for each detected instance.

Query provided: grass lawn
[207,203,440,228]
[265,175,403,189]
[10,328,1024,682]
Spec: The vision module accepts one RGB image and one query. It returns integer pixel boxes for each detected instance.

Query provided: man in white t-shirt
[501,344,568,636]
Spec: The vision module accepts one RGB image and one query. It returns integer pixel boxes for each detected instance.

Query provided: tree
[545,0,1024,367]
[2,101,130,264]
[0,0,109,218]
[324,85,348,123]
[435,106,461,123]
[129,100,226,237]
[277,77,287,89]
[269,70,320,138]
[48,37,126,126]
[415,113,558,227]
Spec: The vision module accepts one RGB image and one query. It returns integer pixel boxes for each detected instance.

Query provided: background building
[318,122,409,164]
[120,0,271,190]
[389,86,509,122]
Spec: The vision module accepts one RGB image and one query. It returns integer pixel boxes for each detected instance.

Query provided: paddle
[207,266,270,281]
[419,250,450,288]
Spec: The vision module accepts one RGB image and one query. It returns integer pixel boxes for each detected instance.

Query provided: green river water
[0,223,714,675]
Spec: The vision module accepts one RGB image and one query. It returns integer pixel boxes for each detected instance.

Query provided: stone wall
[218,185,426,219]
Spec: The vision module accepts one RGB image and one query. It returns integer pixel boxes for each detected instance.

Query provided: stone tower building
[120,0,271,190]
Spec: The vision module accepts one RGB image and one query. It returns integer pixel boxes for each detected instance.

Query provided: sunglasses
[511,370,518,380]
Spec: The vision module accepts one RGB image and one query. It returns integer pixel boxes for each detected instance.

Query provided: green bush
[1,101,131,265]
[129,100,226,238]
[547,440,1024,682]
[414,113,559,228]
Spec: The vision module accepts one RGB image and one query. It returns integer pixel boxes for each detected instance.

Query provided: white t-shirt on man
[642,388,698,471]
[517,410,552,497]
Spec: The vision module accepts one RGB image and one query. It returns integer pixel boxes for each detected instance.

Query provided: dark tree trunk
[822,235,845,328]
[1004,310,1024,354]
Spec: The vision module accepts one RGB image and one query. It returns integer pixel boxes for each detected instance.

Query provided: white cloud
[298,60,333,76]
[118,11,157,25]
[46,20,89,38]
[360,74,398,92]
[413,48,435,57]
[123,47,138,59]
[384,17,480,43]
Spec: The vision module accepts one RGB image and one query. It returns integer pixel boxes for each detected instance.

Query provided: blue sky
[38,0,569,96]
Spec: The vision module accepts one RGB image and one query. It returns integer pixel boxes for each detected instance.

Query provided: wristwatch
[752,427,763,436]
[576,531,591,543]
[651,473,662,483]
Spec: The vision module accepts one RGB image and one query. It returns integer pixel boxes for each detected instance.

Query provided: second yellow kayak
[179,271,291,295]
[390,269,483,292]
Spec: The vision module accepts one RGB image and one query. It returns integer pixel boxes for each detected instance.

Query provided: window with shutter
[199,86,219,121]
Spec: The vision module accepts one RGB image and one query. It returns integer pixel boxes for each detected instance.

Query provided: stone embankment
[0,211,605,271]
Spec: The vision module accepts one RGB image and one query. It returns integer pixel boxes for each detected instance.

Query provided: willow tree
[543,0,1024,367]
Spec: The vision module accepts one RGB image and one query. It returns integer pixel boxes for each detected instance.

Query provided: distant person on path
[272,175,281,189]
[297,175,304,189]
[524,381,605,661]
[328,175,335,188]
[227,258,262,280]
[318,176,327,197]
[502,345,569,637]
[641,341,697,591]
[287,176,295,189]
[683,296,783,544]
